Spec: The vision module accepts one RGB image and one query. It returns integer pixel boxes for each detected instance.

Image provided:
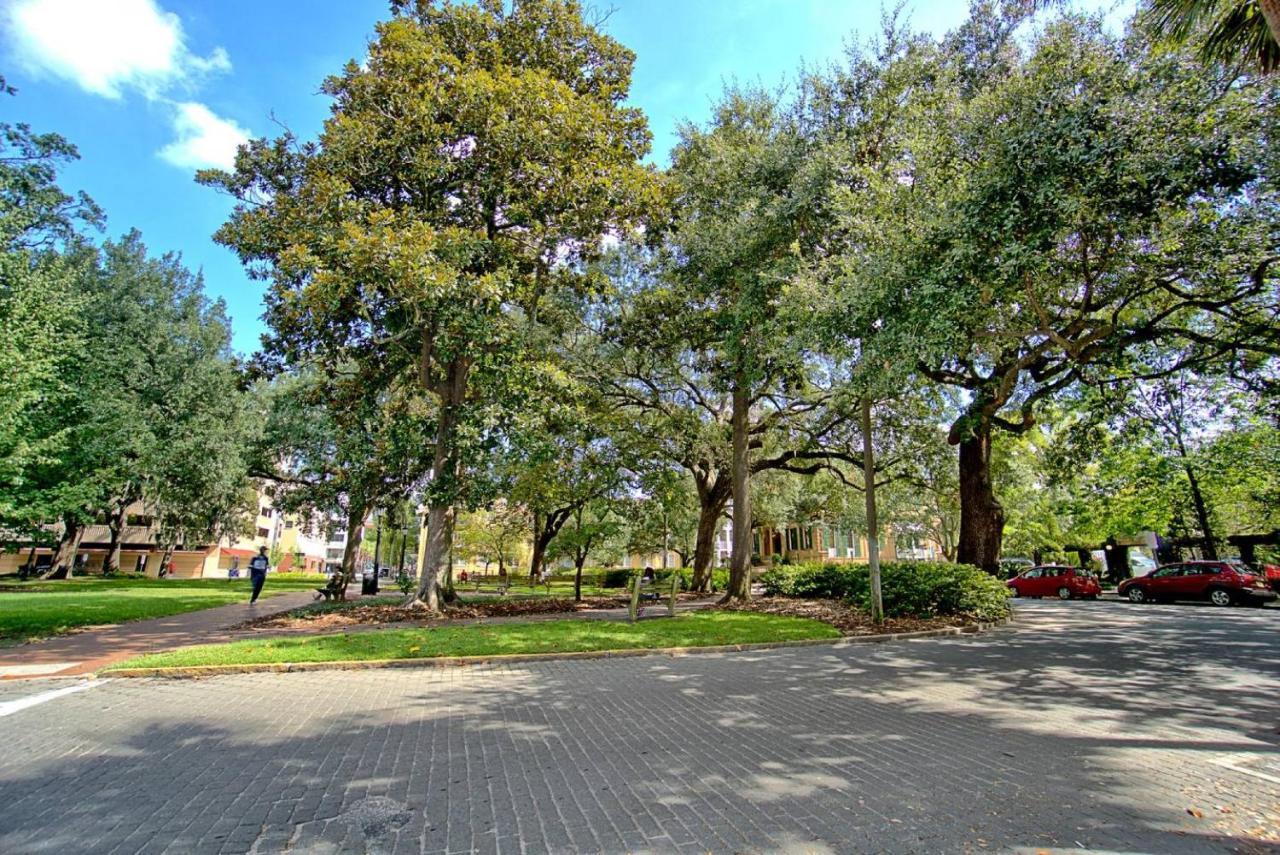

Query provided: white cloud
[6,0,230,99]
[158,101,249,171]
[5,0,251,171]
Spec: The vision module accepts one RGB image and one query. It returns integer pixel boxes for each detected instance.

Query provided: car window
[1151,566,1180,577]
[1023,569,1041,579]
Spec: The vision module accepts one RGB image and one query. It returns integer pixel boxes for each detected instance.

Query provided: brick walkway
[0,588,334,678]
[0,600,1277,853]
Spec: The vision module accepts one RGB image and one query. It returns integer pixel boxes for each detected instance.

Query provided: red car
[1118,560,1278,607]
[1264,563,1280,593]
[1007,565,1102,600]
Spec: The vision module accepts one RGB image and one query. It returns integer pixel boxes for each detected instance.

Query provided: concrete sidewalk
[0,588,335,679]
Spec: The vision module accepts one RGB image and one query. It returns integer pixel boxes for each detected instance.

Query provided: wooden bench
[631,575,680,619]
[314,576,346,601]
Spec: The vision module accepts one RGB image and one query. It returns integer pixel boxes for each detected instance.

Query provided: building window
[786,528,798,552]
[260,506,272,518]
[284,520,294,530]
[850,537,863,559]
[257,527,270,539]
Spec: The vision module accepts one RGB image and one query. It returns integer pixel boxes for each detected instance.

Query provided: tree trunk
[414,360,467,611]
[529,512,551,581]
[956,422,1004,574]
[724,375,752,602]
[157,540,176,578]
[574,553,587,602]
[42,516,84,579]
[440,507,458,604]
[104,502,128,575]
[1177,446,1218,559]
[1261,0,1280,52]
[691,482,728,593]
[861,397,883,623]
[337,504,366,602]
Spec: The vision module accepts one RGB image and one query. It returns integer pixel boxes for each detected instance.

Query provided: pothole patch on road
[337,796,414,839]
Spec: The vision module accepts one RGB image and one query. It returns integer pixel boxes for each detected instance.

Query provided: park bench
[631,575,680,619]
[314,576,346,601]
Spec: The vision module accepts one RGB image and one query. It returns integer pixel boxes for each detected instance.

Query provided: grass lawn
[108,610,839,669]
[0,574,328,642]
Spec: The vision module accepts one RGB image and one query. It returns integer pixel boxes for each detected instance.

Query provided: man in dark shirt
[248,546,271,604]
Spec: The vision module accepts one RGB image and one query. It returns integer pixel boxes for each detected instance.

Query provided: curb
[103,617,1012,679]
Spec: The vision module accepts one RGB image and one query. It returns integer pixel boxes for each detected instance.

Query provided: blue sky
[2,0,1115,355]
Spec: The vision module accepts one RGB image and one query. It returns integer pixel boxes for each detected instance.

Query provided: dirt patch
[233,595,636,632]
[722,597,972,636]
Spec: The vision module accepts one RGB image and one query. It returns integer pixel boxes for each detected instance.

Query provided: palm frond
[1146,0,1280,73]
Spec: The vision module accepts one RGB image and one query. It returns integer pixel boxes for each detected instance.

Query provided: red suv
[1007,565,1102,600]
[1118,560,1277,607]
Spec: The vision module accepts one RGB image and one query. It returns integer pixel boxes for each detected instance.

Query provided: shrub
[600,568,632,588]
[760,561,1010,621]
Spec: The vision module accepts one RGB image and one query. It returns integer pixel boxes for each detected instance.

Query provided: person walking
[248,546,271,605]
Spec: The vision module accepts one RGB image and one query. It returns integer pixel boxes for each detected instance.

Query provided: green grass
[0,574,329,641]
[108,610,839,669]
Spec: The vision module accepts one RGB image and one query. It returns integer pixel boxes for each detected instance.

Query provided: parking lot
[0,598,1276,854]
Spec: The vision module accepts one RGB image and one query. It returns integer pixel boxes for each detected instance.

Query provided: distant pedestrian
[248,546,271,604]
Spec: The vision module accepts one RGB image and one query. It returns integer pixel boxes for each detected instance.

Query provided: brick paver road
[0,600,1277,854]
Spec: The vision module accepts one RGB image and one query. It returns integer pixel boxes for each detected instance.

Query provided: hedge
[759,561,1010,621]
[599,567,730,591]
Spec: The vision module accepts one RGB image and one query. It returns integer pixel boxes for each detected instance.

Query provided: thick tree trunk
[416,503,449,611]
[724,376,752,602]
[440,507,458,604]
[861,397,883,623]
[529,512,549,580]
[1261,0,1280,52]
[104,503,128,575]
[691,481,728,593]
[414,359,467,611]
[337,504,366,602]
[42,517,84,579]
[956,422,1004,574]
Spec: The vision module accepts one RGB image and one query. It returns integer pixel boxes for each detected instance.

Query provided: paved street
[0,600,1276,854]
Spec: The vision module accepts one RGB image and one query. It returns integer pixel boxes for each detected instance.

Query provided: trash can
[361,569,379,596]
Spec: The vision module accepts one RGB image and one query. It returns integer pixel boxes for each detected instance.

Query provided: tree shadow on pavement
[0,600,1276,853]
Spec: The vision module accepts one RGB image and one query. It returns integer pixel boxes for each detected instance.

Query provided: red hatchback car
[1118,560,1278,607]
[1007,565,1102,600]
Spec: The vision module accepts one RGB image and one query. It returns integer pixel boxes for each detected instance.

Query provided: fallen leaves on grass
[233,595,634,632]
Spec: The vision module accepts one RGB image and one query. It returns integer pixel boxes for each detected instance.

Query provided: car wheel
[1208,588,1234,607]
[1127,587,1147,603]
[1057,586,1072,600]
